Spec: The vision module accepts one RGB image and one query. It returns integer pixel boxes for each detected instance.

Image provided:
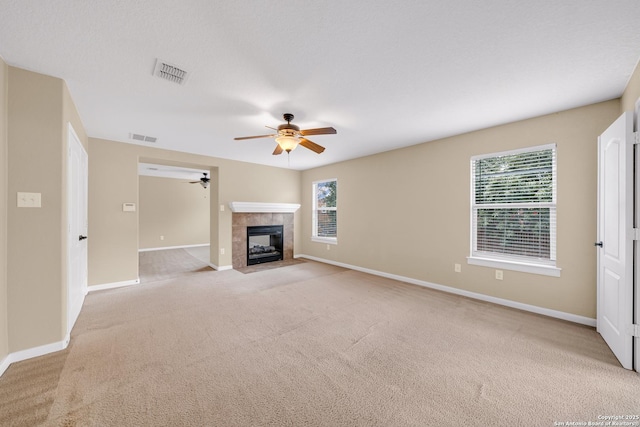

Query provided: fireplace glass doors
[246,225,284,265]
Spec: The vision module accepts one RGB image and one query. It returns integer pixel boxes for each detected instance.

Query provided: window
[312,179,337,244]
[468,144,560,276]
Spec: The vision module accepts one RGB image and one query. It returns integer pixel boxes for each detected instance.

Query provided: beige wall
[0,57,8,362]
[5,67,87,352]
[621,58,640,113]
[88,138,301,287]
[7,67,64,351]
[301,100,620,319]
[139,176,210,249]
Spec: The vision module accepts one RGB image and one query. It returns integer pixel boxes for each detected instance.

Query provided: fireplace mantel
[228,202,300,213]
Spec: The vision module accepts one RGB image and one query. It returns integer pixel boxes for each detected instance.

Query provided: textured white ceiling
[1,1,639,170]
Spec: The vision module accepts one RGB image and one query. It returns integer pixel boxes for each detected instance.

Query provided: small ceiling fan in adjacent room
[234,113,337,155]
[190,172,210,188]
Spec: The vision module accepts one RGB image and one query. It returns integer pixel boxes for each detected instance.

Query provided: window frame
[467,144,561,277]
[312,178,338,245]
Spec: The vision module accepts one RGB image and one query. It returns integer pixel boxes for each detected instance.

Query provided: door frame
[634,98,640,372]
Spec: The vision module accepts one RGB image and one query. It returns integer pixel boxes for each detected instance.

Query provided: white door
[67,123,88,336]
[596,111,634,370]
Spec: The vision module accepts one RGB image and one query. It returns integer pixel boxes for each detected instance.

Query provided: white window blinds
[471,144,556,264]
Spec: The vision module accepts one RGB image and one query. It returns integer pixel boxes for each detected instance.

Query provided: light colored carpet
[139,248,213,283]
[236,258,306,274]
[1,259,638,426]
[183,246,210,265]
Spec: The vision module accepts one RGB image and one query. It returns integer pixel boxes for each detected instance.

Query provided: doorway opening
[137,162,213,282]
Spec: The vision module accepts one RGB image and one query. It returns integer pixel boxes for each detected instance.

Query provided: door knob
[594,241,603,247]
[79,235,88,241]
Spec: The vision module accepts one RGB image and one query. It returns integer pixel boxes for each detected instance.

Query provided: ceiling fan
[234,113,337,155]
[189,172,210,188]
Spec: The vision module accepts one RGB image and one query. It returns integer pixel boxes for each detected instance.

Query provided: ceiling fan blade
[299,138,325,154]
[300,127,337,136]
[272,144,284,155]
[265,125,278,131]
[188,181,199,184]
[234,134,276,141]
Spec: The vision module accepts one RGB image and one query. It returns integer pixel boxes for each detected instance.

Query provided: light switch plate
[17,192,41,208]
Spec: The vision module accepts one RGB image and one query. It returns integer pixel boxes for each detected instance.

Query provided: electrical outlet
[495,270,503,280]
[220,248,225,255]
[454,263,461,273]
[160,235,164,241]
[327,244,331,250]
[17,192,41,208]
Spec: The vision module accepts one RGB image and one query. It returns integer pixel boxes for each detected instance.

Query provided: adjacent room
[137,162,213,282]
[0,1,639,425]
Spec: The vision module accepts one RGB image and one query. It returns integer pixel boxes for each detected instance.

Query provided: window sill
[312,237,337,245]
[467,256,561,277]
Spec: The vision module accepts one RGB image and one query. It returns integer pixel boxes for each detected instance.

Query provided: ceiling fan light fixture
[235,113,334,156]
[276,135,299,152]
[200,180,209,189]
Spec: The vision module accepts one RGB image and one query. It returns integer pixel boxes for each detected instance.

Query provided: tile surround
[232,213,294,269]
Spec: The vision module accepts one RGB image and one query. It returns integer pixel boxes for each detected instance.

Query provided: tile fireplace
[231,211,295,269]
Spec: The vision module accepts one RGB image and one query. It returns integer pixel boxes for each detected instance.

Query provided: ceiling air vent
[153,59,189,85]
[130,133,157,143]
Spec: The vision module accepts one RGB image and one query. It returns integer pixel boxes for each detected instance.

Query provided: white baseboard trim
[0,337,69,378]
[296,254,596,327]
[210,263,233,271]
[139,244,210,252]
[0,354,10,377]
[88,278,140,293]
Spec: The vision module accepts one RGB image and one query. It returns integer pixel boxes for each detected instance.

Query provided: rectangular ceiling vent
[153,59,189,85]
[130,133,157,143]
